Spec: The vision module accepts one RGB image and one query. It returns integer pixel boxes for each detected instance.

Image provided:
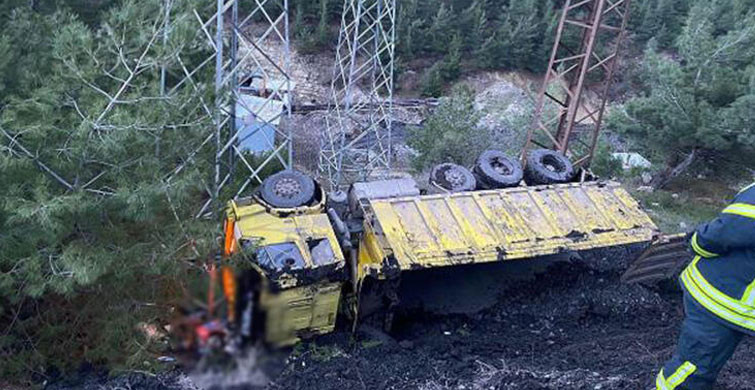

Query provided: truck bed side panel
[367,182,656,271]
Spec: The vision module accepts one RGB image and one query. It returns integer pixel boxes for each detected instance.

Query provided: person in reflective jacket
[655,183,755,390]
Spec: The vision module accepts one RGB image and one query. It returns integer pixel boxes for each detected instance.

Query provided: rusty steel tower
[319,0,397,189]
[523,0,632,170]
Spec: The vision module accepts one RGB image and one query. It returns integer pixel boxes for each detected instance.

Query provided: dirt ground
[267,257,755,390]
[46,250,755,390]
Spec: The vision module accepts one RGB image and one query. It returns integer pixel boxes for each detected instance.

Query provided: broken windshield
[308,238,337,266]
[256,242,305,272]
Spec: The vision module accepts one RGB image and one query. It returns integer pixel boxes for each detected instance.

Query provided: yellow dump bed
[365,181,657,270]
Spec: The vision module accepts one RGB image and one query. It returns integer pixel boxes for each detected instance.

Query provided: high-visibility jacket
[681,182,755,334]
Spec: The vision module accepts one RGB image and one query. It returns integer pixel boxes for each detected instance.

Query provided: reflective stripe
[722,203,755,220]
[656,362,697,390]
[656,369,669,390]
[667,362,696,388]
[743,280,755,307]
[696,200,755,313]
[691,232,718,258]
[682,257,755,332]
[686,257,755,316]
[682,271,755,330]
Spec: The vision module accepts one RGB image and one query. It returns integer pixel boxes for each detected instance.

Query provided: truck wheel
[524,149,575,185]
[260,170,316,208]
[474,150,523,189]
[473,172,491,190]
[430,163,476,192]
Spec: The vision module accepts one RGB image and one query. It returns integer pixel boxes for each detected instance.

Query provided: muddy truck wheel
[474,150,523,189]
[524,149,575,185]
[430,163,476,192]
[260,170,316,208]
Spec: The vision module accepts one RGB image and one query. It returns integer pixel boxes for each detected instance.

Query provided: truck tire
[473,171,491,190]
[430,163,476,192]
[260,170,316,208]
[474,150,523,189]
[524,149,575,185]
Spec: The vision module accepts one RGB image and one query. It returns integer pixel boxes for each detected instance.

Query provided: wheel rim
[444,167,466,188]
[541,155,564,173]
[273,177,302,199]
[490,157,512,176]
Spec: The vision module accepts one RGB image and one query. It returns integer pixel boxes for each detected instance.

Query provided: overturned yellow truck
[217,163,667,347]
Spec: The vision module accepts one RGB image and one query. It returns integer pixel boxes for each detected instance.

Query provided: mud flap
[621,233,692,285]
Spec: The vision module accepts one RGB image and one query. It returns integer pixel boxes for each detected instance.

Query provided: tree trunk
[651,149,697,190]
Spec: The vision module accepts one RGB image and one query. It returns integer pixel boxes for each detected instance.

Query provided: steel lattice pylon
[523,0,632,170]
[167,0,292,216]
[319,0,396,189]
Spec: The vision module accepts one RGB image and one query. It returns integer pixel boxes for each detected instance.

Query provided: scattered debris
[641,172,654,185]
[612,152,652,170]
[636,186,654,193]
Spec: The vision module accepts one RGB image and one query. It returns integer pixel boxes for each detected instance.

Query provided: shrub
[408,85,488,171]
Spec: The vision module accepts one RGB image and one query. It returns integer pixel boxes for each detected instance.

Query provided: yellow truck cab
[225,184,347,346]
[222,166,661,347]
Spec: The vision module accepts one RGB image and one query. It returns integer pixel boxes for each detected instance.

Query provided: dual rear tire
[474,150,524,189]
[429,148,575,192]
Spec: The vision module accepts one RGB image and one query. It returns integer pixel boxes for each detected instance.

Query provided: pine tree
[440,34,462,81]
[315,0,330,45]
[610,3,755,188]
[460,0,488,52]
[397,0,426,60]
[486,0,539,71]
[657,0,691,48]
[428,3,453,54]
[531,1,558,73]
[636,0,659,42]
[1,0,217,378]
[409,84,486,169]
[420,35,463,97]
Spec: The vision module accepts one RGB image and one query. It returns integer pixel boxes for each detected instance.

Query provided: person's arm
[691,202,755,258]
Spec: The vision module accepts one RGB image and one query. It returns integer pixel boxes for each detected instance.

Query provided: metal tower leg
[523,0,632,169]
[167,0,293,217]
[320,0,396,189]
